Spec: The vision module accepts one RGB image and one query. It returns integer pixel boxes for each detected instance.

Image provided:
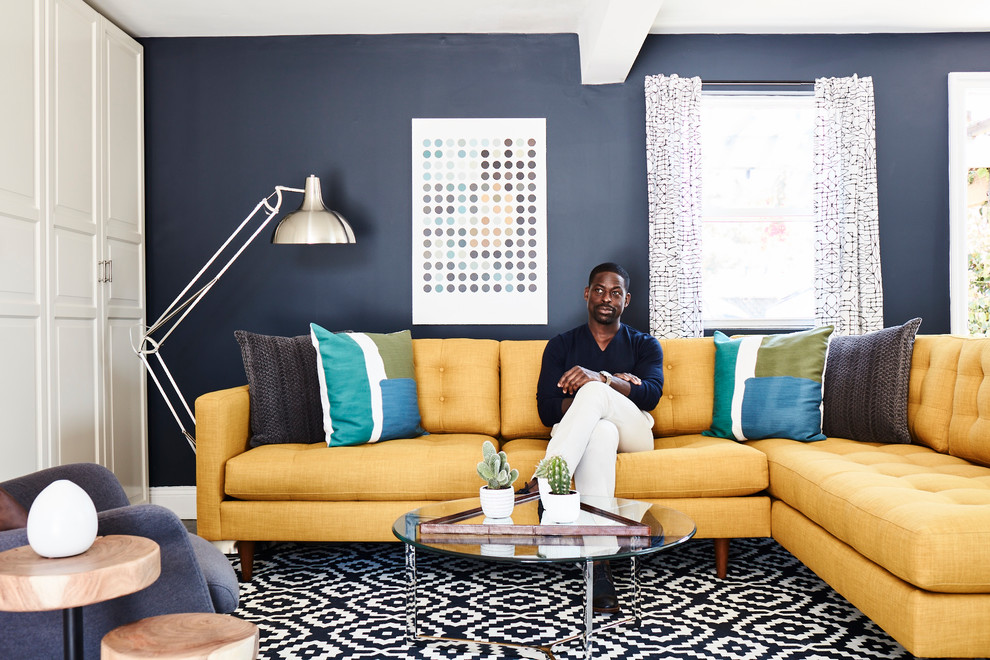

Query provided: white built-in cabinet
[0,0,147,503]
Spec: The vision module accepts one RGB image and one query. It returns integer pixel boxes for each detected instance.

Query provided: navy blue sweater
[536,323,664,427]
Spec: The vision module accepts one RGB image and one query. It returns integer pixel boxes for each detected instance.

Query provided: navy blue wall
[143,32,983,485]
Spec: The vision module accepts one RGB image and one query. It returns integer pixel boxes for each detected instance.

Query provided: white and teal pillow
[703,326,833,442]
[310,324,425,447]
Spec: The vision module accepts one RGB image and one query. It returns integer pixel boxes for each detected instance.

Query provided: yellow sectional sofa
[195,334,990,658]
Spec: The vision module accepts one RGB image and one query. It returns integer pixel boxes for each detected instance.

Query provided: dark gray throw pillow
[234,330,325,447]
[822,318,922,444]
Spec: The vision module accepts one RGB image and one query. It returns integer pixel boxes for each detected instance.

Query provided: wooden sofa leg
[237,541,255,582]
[714,538,729,578]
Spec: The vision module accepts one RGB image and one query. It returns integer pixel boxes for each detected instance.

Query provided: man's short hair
[589,262,630,290]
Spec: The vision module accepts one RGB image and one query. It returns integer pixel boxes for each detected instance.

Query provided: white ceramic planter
[479,486,514,519]
[27,479,98,558]
[540,490,581,523]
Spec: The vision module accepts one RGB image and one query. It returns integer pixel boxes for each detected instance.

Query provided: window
[949,73,990,336]
[700,93,816,329]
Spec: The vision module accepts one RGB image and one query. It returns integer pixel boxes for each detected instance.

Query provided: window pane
[701,93,815,328]
[702,95,814,212]
[702,218,814,324]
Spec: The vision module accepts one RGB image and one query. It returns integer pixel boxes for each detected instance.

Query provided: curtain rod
[702,80,814,86]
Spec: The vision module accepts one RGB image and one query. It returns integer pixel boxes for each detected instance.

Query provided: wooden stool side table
[101,612,260,660]
[0,535,161,660]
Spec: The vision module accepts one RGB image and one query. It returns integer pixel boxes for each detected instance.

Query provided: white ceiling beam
[578,0,665,85]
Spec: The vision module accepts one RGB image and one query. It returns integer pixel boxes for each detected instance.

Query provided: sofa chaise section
[748,335,990,658]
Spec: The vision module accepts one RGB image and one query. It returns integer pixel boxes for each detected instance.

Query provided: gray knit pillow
[822,318,922,444]
[234,330,325,447]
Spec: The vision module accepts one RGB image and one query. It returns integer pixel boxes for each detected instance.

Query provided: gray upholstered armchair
[0,463,239,659]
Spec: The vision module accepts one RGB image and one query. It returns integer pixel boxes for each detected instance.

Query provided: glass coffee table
[392,493,696,659]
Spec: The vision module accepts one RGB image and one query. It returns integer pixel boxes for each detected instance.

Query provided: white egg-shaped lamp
[27,480,98,558]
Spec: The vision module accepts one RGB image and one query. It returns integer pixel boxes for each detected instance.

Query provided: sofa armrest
[195,385,251,540]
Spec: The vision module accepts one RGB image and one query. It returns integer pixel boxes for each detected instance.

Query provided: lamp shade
[272,175,356,244]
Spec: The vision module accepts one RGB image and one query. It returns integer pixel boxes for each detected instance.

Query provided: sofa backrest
[651,338,716,436]
[499,340,552,440]
[411,334,990,464]
[496,336,716,440]
[412,338,501,436]
[909,335,990,466]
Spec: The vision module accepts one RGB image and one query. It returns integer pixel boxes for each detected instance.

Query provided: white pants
[544,381,655,498]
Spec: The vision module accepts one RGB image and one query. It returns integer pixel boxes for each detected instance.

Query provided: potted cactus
[533,455,580,523]
[477,440,518,518]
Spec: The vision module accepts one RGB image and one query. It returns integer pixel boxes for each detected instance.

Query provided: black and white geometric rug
[233,538,914,659]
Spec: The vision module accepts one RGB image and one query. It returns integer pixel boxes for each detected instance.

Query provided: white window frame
[947,72,990,335]
[700,90,816,331]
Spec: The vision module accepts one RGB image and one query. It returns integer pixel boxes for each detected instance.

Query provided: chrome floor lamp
[133,175,355,452]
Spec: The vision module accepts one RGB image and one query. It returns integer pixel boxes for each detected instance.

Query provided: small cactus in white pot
[477,440,518,518]
[533,455,580,523]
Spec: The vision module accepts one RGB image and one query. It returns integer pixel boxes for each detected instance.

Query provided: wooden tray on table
[418,492,652,544]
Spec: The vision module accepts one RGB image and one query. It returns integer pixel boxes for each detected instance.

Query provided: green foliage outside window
[968,168,990,336]
[968,251,990,335]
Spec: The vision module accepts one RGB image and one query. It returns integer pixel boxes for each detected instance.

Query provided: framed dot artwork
[411,118,547,325]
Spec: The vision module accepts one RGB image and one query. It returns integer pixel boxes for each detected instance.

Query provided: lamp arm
[132,185,304,452]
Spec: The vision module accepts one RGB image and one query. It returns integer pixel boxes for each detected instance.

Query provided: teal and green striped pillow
[310,324,426,447]
[703,326,833,442]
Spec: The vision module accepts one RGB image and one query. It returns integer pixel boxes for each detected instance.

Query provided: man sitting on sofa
[519,261,664,612]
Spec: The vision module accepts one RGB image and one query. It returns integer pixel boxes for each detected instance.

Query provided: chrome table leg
[405,544,418,640]
[583,560,594,660]
[631,555,642,628]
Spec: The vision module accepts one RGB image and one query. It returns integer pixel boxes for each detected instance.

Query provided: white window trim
[947,72,990,335]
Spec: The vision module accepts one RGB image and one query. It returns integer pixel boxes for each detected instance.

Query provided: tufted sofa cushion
[650,338,715,436]
[750,436,990,593]
[499,340,552,441]
[502,433,767,499]
[225,434,495,501]
[412,338,501,436]
[908,335,990,467]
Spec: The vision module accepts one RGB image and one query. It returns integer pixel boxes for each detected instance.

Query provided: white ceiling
[86,0,990,84]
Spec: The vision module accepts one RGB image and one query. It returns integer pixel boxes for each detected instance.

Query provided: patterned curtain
[644,74,703,338]
[814,75,884,335]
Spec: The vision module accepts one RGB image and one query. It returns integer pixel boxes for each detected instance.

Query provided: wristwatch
[599,370,613,386]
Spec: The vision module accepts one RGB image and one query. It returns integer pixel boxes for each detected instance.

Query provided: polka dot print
[412,119,546,324]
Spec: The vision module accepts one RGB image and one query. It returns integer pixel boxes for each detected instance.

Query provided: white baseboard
[149,486,238,554]
[150,485,197,519]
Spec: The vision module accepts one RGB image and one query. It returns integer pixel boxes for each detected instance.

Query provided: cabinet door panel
[0,0,44,221]
[0,319,43,480]
[53,226,98,307]
[104,23,143,242]
[0,214,41,306]
[104,19,147,503]
[52,318,101,465]
[105,233,142,311]
[51,0,99,233]
[106,318,147,502]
